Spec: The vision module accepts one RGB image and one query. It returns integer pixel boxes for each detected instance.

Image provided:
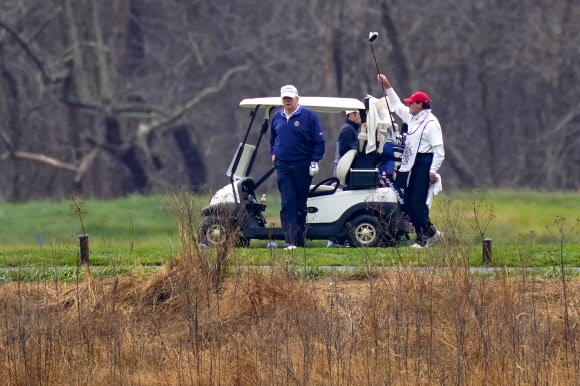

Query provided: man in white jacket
[378,73,444,248]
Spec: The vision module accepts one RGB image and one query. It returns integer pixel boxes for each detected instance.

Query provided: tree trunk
[172,125,206,191]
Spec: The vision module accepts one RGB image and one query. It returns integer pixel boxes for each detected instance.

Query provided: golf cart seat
[357,131,368,152]
[336,149,357,186]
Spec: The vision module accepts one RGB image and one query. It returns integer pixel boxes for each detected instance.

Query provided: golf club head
[369,32,378,43]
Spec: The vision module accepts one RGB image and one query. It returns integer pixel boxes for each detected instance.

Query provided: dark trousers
[405,153,436,245]
[276,161,313,246]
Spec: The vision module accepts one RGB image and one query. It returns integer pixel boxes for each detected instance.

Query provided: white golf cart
[199,96,410,247]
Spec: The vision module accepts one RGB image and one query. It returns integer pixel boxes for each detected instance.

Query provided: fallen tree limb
[1,151,78,173]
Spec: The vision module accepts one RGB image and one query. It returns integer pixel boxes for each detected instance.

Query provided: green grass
[0,195,176,248]
[262,189,580,245]
[2,242,579,268]
[234,243,580,266]
[0,246,169,267]
[438,189,580,244]
[0,190,579,277]
[1,190,578,248]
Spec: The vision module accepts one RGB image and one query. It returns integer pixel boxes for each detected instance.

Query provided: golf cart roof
[239,97,365,114]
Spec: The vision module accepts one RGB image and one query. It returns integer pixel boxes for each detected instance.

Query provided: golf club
[368,32,396,132]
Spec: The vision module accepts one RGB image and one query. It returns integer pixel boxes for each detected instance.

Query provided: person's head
[280,85,299,112]
[403,91,431,115]
[345,110,361,125]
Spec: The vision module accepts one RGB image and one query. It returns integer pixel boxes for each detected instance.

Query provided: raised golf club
[368,31,396,130]
[368,32,382,77]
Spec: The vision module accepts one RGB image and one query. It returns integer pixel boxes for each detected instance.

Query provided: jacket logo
[294,121,300,127]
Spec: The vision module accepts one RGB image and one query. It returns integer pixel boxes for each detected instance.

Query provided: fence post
[79,234,90,265]
[482,238,492,264]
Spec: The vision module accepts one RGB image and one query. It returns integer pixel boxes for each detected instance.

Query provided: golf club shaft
[370,45,382,80]
[369,41,396,131]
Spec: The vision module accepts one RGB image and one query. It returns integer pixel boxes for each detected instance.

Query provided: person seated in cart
[337,95,403,191]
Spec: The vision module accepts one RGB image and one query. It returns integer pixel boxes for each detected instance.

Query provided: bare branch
[58,95,103,112]
[0,140,98,183]
[146,65,249,133]
[114,104,171,119]
[534,104,580,142]
[0,18,62,83]
[75,148,100,182]
[1,151,78,173]
[0,128,13,152]
[28,7,63,43]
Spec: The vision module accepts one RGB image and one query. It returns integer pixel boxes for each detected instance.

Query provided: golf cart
[199,96,410,248]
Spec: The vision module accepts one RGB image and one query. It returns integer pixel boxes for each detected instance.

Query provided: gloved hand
[309,162,319,176]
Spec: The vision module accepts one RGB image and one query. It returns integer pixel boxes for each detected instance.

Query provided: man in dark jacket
[270,85,325,249]
[333,110,362,176]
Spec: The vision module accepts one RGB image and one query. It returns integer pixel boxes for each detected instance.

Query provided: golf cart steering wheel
[309,177,340,197]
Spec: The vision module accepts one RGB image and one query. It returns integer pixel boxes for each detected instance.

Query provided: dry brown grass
[1,255,579,386]
[3,189,577,385]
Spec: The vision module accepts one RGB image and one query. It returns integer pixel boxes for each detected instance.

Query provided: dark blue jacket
[333,119,360,166]
[270,105,325,164]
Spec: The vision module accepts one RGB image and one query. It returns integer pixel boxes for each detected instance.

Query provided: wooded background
[1,0,578,202]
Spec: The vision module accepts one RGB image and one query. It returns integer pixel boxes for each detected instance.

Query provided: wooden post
[482,238,492,264]
[79,234,90,265]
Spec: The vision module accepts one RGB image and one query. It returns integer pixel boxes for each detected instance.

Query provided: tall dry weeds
[2,261,580,385]
[1,193,579,385]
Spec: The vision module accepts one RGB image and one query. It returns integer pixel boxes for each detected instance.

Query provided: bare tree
[1,0,579,202]
[0,0,249,200]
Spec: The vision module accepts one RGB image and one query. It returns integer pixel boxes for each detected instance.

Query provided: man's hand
[429,173,438,183]
[309,162,319,176]
[378,74,391,89]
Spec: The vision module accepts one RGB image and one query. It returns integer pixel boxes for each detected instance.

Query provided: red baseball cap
[404,91,430,104]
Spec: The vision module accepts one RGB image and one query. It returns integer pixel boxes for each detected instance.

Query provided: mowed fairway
[0,190,579,271]
[438,190,580,244]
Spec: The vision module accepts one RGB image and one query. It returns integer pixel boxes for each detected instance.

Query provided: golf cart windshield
[226,143,255,180]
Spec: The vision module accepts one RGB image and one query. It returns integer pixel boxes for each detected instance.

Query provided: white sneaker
[426,230,444,247]
[410,243,424,248]
[284,245,297,250]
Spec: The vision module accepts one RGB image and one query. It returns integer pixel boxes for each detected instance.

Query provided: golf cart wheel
[200,216,248,247]
[346,214,380,248]
[198,216,230,247]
